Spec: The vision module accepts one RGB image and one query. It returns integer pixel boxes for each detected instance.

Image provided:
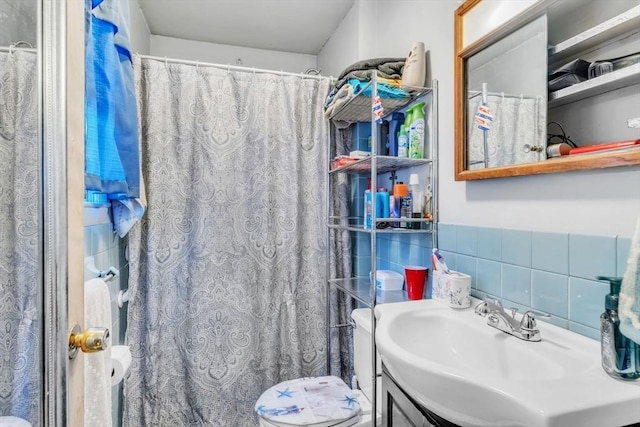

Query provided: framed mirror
[454,0,640,181]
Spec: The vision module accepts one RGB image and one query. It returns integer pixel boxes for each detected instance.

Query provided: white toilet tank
[351,308,382,404]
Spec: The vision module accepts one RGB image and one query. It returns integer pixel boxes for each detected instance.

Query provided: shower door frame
[41,0,86,425]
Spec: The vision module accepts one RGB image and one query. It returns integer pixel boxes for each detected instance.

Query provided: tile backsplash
[435,224,631,340]
[356,222,631,340]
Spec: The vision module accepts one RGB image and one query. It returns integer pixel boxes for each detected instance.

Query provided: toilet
[0,416,32,427]
[254,308,381,427]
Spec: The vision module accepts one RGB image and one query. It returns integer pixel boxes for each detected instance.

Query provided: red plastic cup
[405,266,428,300]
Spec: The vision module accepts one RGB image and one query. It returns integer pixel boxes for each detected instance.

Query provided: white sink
[375,299,640,427]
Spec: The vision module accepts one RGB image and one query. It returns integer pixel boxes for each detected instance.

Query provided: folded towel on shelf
[347,78,409,99]
[324,83,355,119]
[334,57,405,89]
[620,216,640,345]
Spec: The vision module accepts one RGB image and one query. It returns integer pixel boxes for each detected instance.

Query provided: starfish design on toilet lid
[255,376,361,426]
[277,387,295,398]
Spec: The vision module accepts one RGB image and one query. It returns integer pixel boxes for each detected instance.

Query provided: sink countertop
[375,298,640,427]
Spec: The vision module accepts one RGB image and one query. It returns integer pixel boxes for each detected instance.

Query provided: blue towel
[620,216,640,345]
[347,78,409,99]
[85,0,139,199]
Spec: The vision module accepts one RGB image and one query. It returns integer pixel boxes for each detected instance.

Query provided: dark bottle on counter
[597,276,640,381]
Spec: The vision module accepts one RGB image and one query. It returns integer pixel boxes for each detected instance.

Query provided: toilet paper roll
[111,345,132,386]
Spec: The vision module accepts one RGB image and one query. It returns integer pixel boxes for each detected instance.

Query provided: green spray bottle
[408,102,425,159]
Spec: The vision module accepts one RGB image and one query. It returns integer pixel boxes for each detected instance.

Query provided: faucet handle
[520,310,550,329]
[474,301,489,317]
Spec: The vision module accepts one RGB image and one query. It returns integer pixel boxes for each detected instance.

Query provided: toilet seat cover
[255,376,361,426]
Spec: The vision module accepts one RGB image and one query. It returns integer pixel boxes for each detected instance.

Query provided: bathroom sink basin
[375,299,640,427]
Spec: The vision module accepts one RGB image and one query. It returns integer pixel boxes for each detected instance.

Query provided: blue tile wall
[501,229,532,267]
[532,232,568,275]
[569,233,616,280]
[372,222,632,341]
[617,237,632,277]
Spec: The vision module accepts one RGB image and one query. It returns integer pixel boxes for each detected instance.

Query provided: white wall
[150,35,317,74]
[317,2,360,77]
[319,0,640,238]
[129,0,151,55]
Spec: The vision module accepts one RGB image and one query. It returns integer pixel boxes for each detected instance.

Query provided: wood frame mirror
[454,0,640,181]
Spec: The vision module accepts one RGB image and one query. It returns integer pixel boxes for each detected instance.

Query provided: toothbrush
[432,248,451,274]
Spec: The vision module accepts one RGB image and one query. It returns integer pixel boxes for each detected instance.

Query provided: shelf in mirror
[549,61,640,108]
[548,5,640,67]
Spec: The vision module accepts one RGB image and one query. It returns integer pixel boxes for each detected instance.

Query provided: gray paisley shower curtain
[0,50,41,425]
[125,57,334,426]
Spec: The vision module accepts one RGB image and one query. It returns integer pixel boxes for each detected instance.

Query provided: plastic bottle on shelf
[397,125,408,158]
[403,106,413,152]
[408,102,425,159]
[387,112,404,157]
[376,188,390,220]
[408,174,422,229]
[364,189,372,230]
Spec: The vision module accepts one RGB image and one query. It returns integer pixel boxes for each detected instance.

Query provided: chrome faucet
[474,297,549,342]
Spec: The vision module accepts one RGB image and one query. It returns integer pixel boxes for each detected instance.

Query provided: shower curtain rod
[0,46,37,53]
[137,54,333,81]
[468,90,542,101]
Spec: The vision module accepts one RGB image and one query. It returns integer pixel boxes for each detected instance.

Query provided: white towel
[620,216,640,345]
[84,278,113,427]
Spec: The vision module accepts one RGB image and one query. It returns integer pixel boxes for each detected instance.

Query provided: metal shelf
[328,277,407,308]
[328,85,432,123]
[549,63,640,108]
[330,155,432,174]
[328,221,434,234]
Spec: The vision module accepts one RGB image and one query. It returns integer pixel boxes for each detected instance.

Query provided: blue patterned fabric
[85,0,139,199]
[125,57,332,426]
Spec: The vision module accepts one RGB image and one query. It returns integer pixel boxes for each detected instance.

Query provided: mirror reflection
[465,15,548,169]
[0,0,42,425]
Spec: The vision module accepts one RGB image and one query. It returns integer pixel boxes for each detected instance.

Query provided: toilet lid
[255,376,361,426]
[0,417,32,427]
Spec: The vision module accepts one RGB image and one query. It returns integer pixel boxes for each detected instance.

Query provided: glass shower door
[0,0,43,425]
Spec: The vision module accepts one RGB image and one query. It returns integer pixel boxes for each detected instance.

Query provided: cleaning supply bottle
[397,125,408,157]
[403,106,414,157]
[597,276,640,381]
[408,102,425,159]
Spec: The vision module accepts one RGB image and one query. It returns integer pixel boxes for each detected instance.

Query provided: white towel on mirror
[84,278,113,427]
[620,216,640,345]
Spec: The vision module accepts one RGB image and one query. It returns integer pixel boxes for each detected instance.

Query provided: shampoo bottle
[597,276,640,381]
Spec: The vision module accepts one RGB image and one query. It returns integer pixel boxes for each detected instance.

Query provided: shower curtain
[125,57,333,426]
[0,50,41,425]
[467,95,546,169]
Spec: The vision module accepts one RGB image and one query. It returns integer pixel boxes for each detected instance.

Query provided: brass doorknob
[68,324,110,359]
